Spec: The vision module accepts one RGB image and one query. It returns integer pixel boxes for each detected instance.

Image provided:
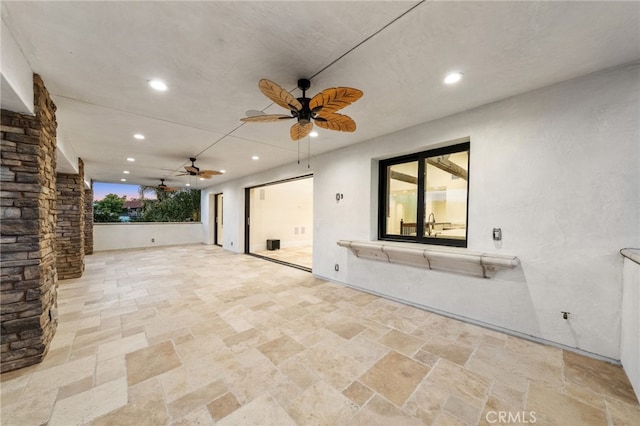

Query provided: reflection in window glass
[424,151,468,240]
[379,141,469,247]
[386,161,418,235]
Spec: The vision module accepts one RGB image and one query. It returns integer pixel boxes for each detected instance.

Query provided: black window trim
[378,141,470,248]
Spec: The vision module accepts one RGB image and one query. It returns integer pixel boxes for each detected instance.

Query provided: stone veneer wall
[56,158,85,279]
[84,187,93,255]
[0,74,58,372]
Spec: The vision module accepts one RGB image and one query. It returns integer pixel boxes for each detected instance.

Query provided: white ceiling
[2,1,638,189]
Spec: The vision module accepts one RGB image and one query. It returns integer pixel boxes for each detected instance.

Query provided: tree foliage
[93,193,124,222]
[138,189,201,222]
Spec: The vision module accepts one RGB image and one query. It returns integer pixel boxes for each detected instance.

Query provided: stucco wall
[202,63,639,360]
[94,223,203,252]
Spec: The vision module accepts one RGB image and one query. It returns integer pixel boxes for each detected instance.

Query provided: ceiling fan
[176,158,222,179]
[241,78,363,141]
[155,178,178,192]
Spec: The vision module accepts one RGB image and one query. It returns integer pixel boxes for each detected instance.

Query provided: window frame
[378,141,470,248]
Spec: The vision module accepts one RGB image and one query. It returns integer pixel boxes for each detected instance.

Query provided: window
[379,141,469,247]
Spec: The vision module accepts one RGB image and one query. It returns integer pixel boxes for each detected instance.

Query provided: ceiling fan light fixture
[148,79,168,91]
[444,72,464,85]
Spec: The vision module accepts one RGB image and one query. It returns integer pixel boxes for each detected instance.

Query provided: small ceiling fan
[156,178,178,192]
[176,157,222,179]
[241,78,363,141]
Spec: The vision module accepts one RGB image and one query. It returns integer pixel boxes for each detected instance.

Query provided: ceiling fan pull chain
[307,135,311,169]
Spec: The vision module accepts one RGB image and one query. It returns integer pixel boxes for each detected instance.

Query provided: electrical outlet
[334,264,339,272]
[151,238,155,243]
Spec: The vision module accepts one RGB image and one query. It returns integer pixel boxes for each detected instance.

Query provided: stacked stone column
[56,158,85,279]
[84,186,94,255]
[1,74,59,372]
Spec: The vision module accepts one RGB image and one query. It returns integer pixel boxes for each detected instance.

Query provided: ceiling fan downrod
[296,78,312,125]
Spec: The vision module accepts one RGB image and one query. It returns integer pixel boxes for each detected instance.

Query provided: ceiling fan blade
[199,170,222,176]
[290,121,313,141]
[259,79,303,112]
[245,109,266,117]
[309,87,363,115]
[314,113,357,132]
[185,166,199,174]
[159,188,178,192]
[240,114,294,122]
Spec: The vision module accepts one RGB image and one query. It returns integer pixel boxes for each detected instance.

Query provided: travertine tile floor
[254,245,313,270]
[1,244,639,425]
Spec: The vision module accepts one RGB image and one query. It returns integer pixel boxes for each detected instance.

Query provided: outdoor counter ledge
[621,248,640,265]
[337,240,520,278]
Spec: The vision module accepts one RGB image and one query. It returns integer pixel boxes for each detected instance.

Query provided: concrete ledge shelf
[620,248,640,266]
[337,240,520,278]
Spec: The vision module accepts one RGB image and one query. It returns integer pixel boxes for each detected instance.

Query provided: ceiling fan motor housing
[188,157,200,174]
[296,97,312,125]
[295,79,313,125]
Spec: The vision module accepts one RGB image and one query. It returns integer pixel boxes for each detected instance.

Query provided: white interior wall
[94,223,202,251]
[249,178,313,252]
[201,162,315,250]
[201,62,639,360]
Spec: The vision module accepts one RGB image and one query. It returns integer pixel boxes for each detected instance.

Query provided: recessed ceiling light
[251,155,259,160]
[133,133,145,140]
[120,178,127,182]
[220,170,226,174]
[310,131,318,137]
[123,170,130,174]
[185,183,191,187]
[148,79,168,91]
[444,72,463,85]
[127,157,135,162]
[199,178,205,181]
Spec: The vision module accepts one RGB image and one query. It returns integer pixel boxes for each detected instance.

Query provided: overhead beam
[390,170,417,185]
[426,156,468,180]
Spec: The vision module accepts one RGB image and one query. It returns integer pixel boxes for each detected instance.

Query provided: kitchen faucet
[427,212,436,236]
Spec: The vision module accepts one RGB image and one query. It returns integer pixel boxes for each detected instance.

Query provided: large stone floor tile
[217,393,296,426]
[126,340,182,386]
[359,351,430,406]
